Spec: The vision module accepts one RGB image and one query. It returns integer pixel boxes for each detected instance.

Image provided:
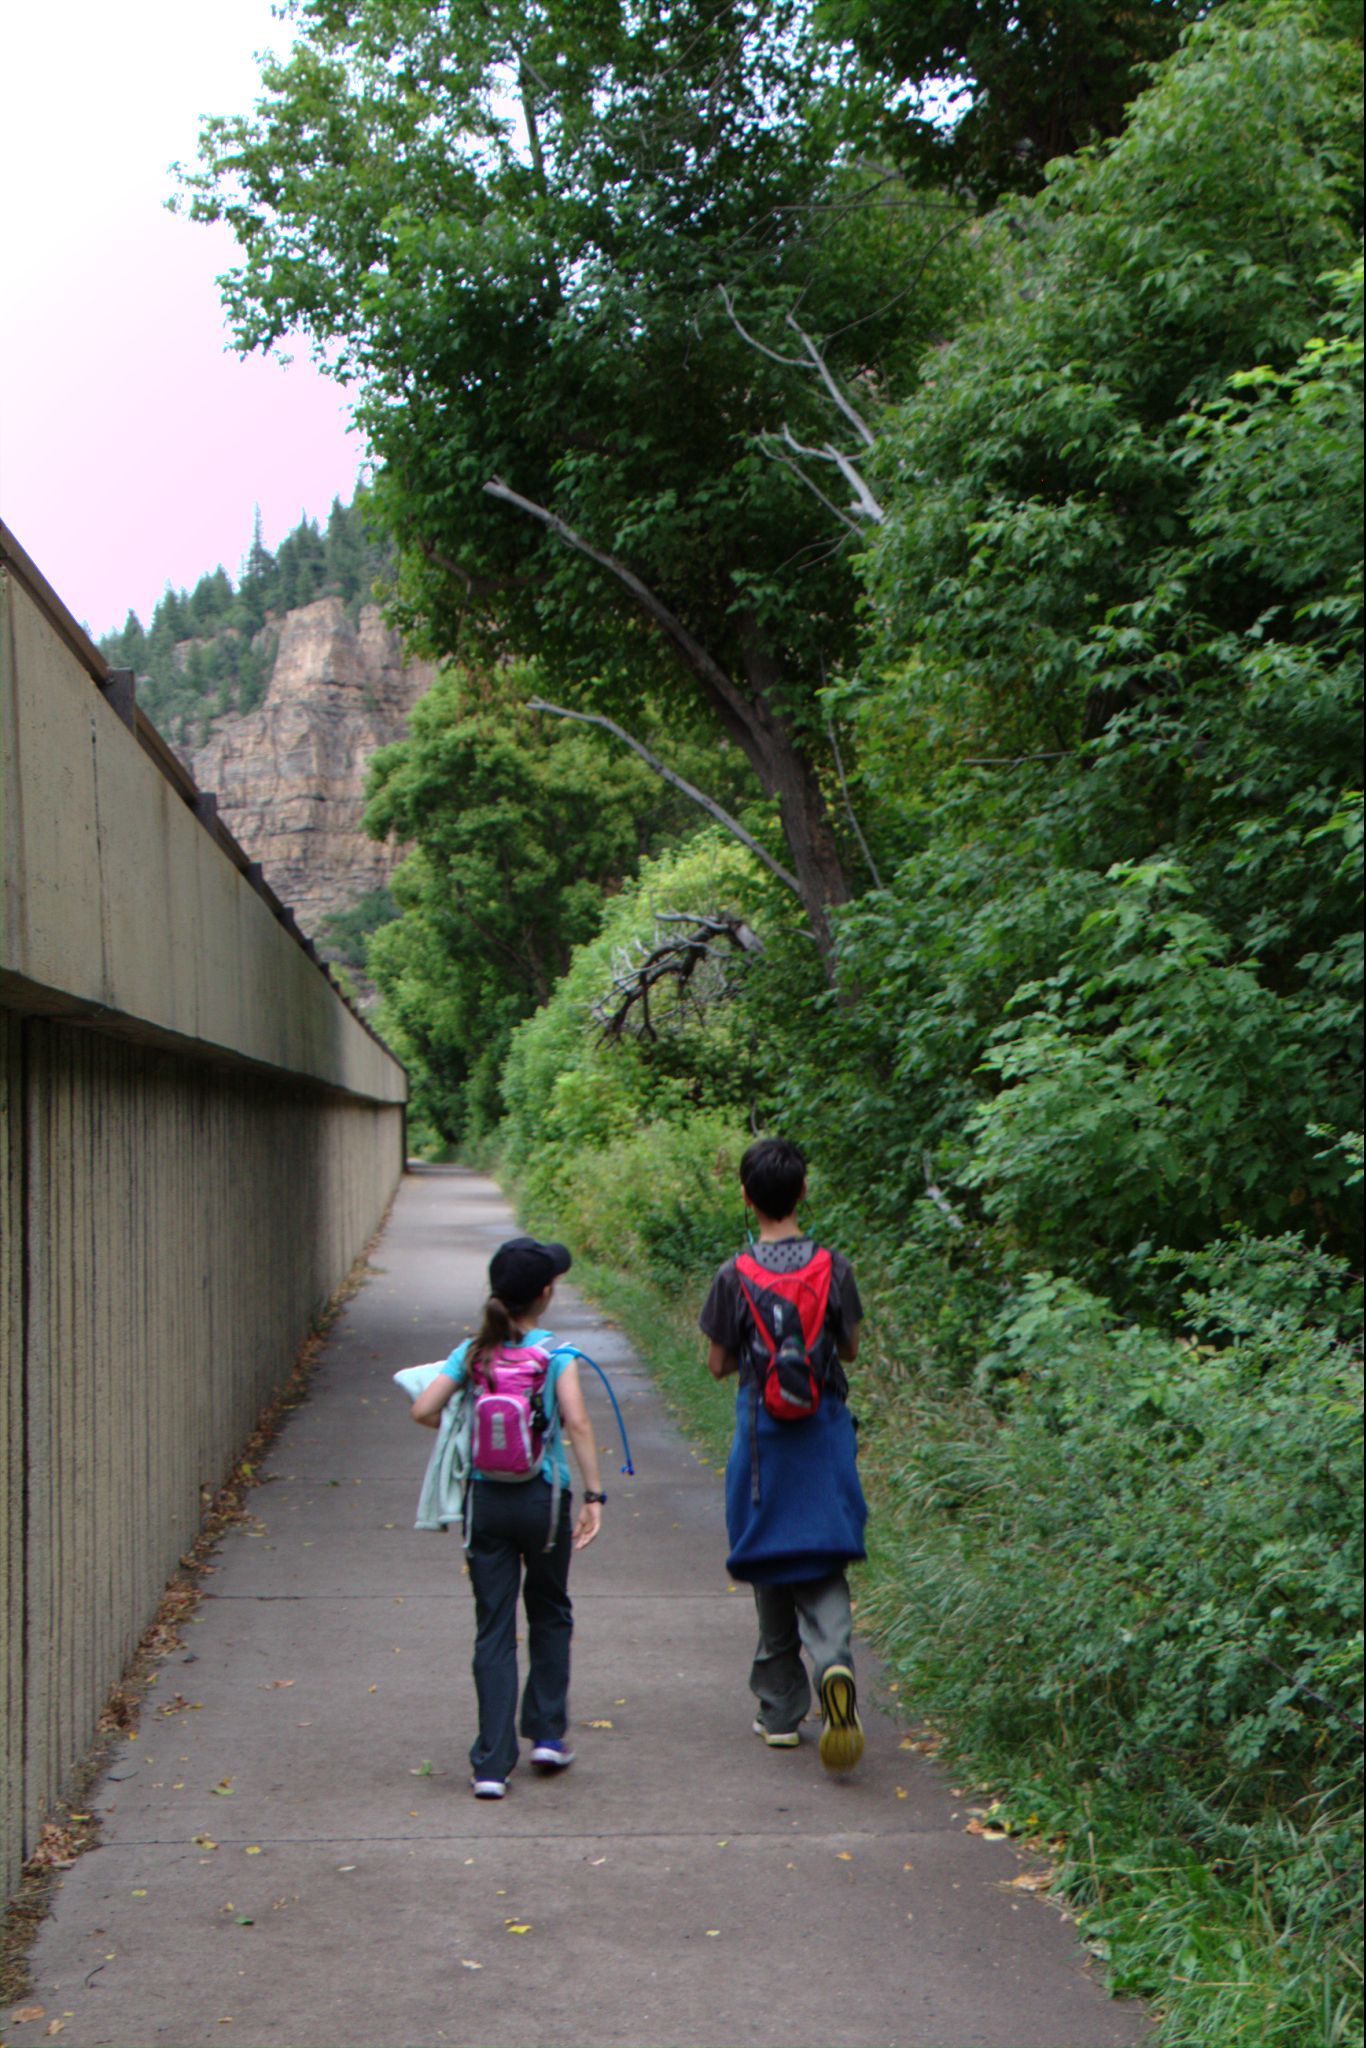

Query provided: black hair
[740,1138,807,1222]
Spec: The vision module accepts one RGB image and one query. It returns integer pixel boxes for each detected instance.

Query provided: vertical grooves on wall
[0,1016,401,1901]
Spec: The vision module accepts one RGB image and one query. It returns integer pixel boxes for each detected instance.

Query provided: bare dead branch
[765,443,863,533]
[923,1154,966,1230]
[593,912,763,1040]
[527,697,802,898]
[826,715,883,889]
[784,311,877,449]
[483,477,753,733]
[718,284,807,368]
[779,428,884,525]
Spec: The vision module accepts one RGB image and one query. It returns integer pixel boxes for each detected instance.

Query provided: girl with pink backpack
[410,1237,607,1798]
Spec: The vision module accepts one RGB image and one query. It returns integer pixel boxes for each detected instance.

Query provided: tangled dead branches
[593,912,763,1041]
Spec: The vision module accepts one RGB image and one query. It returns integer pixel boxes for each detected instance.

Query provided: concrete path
[16,1168,1148,2048]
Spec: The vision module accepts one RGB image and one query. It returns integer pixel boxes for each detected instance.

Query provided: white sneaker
[471,1777,507,1799]
[530,1742,576,1770]
[752,1720,801,1748]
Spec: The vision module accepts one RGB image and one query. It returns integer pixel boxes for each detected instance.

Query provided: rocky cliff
[178,597,438,941]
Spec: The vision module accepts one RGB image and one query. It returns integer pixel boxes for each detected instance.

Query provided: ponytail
[469,1295,516,1377]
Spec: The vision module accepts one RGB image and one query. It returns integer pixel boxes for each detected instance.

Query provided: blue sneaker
[530,1741,575,1771]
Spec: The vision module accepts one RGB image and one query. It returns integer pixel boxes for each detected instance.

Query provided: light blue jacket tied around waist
[393,1360,471,1530]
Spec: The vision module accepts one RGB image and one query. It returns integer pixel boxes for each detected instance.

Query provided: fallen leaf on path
[965,1818,1010,1840]
[211,1781,235,1797]
[505,1923,532,1936]
[589,1857,607,1867]
[336,1865,357,1873]
[131,1889,148,1898]
[245,1847,262,1856]
[1009,1871,1053,1892]
[263,1680,295,1690]
[895,1787,908,1800]
[585,1719,613,1730]
[46,2022,65,2037]
[368,1685,379,1694]
[192,1834,218,1851]
[705,1930,720,1938]
[11,2006,45,2025]
[410,1761,435,1777]
[461,1960,482,1971]
[835,1852,852,1862]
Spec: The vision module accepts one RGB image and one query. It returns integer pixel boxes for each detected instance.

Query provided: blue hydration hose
[550,1345,636,1476]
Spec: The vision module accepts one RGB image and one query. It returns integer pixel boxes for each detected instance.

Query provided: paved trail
[18,1168,1149,2047]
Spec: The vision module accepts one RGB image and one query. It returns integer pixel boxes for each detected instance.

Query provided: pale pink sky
[0,2,366,641]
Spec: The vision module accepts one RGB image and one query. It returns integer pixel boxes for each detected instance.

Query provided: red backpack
[735,1247,837,1422]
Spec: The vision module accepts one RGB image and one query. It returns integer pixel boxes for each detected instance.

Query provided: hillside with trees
[187,5,1363,2042]
[98,493,392,744]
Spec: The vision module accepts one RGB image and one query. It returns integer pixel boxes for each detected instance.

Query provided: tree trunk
[735,622,850,966]
[482,480,851,968]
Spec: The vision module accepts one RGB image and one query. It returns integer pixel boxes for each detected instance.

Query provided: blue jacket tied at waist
[724,1392,867,1584]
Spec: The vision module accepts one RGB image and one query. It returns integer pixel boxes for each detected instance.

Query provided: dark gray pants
[466,1478,573,1781]
[749,1571,854,1735]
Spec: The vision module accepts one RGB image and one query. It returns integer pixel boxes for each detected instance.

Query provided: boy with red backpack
[699,1139,868,1771]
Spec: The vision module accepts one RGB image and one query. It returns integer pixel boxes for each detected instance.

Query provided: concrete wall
[1,532,408,1897]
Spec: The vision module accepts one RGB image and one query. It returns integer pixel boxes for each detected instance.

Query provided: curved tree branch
[528,697,801,897]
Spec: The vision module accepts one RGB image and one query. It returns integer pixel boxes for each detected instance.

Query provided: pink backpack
[469,1344,552,1480]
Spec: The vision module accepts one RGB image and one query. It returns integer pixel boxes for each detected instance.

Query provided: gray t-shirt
[699,1239,862,1398]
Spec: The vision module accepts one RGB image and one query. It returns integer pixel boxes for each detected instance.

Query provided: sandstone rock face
[181,598,438,939]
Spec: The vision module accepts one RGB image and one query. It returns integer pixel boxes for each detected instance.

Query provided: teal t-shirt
[444,1329,572,1487]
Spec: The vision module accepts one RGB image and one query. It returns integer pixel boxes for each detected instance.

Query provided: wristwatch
[583,1489,608,1505]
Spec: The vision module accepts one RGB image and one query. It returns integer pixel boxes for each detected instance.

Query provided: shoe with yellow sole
[818,1664,864,1772]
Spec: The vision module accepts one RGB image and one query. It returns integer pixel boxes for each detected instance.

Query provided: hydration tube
[550,1345,636,1476]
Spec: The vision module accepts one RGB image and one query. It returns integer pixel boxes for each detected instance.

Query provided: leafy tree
[363,661,706,1142]
[819,0,1207,202]
[785,3,1364,1282]
[181,0,976,960]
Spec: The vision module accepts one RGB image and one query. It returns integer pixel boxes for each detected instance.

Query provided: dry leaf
[705,1930,721,1938]
[11,2007,45,2026]
[131,1888,148,1897]
[192,1834,218,1850]
[47,2024,66,2038]
[1010,1870,1053,1892]
[461,1960,482,1971]
[244,1846,262,1856]
[505,1923,533,1936]
[585,1719,614,1730]
[895,1787,909,1800]
[965,1818,1010,1840]
[835,1852,853,1862]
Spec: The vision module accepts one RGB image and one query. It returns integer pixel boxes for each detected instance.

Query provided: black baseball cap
[488,1235,572,1307]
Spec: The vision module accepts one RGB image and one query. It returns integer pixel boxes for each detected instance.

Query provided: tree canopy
[182,0,976,955]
